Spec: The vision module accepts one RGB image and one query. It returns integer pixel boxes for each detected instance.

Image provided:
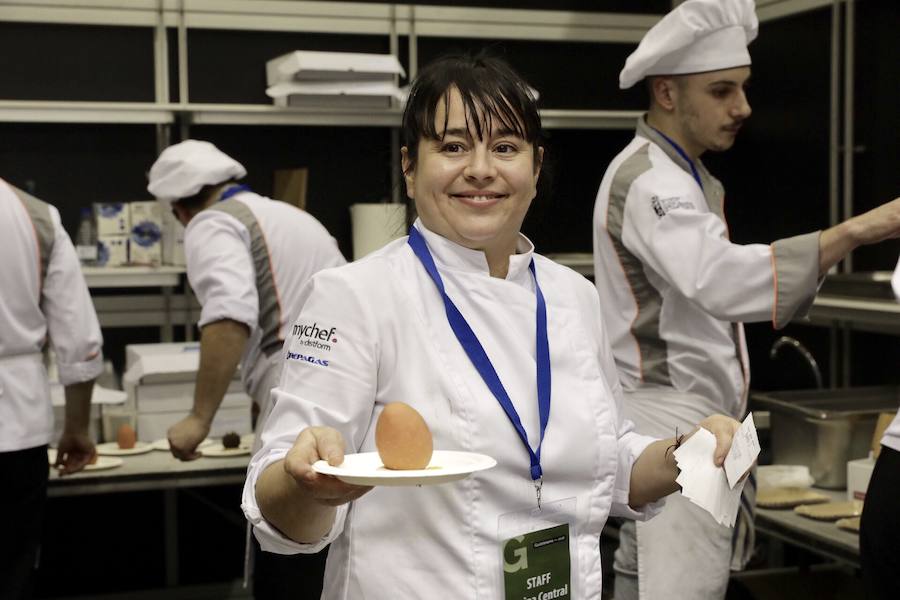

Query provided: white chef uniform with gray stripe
[0,179,103,452]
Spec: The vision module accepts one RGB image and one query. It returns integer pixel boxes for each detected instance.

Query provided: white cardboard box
[126,342,200,371]
[50,384,127,443]
[94,202,130,236]
[161,207,186,266]
[847,456,876,501]
[129,201,163,266]
[97,235,129,267]
[137,406,251,442]
[136,381,249,413]
[266,50,405,86]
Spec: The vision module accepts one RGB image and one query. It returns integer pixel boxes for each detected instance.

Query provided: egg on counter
[117,424,136,449]
[375,402,433,470]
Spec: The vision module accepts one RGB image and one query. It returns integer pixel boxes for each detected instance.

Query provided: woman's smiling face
[402,86,543,259]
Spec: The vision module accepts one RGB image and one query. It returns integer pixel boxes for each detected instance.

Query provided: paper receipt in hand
[673,413,759,527]
[723,413,761,489]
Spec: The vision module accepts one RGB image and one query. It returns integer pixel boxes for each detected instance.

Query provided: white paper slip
[674,427,745,527]
[724,413,761,489]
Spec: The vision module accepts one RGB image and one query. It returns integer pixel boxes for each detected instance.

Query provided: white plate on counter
[312,451,496,486]
[95,441,153,456]
[202,443,252,458]
[150,438,215,452]
[48,448,123,471]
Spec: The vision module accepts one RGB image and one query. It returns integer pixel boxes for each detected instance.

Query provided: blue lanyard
[407,227,551,495]
[219,184,250,202]
[651,127,704,191]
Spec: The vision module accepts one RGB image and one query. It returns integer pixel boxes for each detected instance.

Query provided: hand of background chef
[167,413,210,461]
[55,429,96,475]
[820,196,900,275]
[283,426,373,507]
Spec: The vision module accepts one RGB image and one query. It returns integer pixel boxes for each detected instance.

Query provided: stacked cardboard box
[95,202,130,267]
[129,201,163,266]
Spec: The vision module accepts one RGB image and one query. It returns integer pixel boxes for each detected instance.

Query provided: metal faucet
[769,336,824,389]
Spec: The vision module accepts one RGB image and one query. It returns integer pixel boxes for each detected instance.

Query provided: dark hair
[173,180,236,211]
[400,51,545,226]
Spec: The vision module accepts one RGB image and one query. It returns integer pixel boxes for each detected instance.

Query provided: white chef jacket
[183,189,345,400]
[592,117,820,419]
[0,179,103,452]
[242,220,661,599]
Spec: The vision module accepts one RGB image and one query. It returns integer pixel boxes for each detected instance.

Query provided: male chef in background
[147,140,345,599]
[1,178,103,599]
[591,0,900,598]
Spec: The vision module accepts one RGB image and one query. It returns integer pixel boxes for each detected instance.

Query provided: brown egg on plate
[117,424,137,449]
[375,402,433,470]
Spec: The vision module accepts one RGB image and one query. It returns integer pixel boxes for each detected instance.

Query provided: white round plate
[95,441,153,456]
[312,451,497,486]
[47,449,123,471]
[150,438,215,452]
[201,443,251,458]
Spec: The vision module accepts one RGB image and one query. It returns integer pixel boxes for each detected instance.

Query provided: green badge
[502,523,571,600]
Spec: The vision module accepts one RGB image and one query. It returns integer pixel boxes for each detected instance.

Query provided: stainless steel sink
[751,386,900,489]
[819,271,895,299]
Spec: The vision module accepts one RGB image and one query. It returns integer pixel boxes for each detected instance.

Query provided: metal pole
[178,0,189,106]
[840,0,855,385]
[390,5,401,204]
[842,0,855,273]
[828,0,842,387]
[829,0,840,234]
[409,6,418,80]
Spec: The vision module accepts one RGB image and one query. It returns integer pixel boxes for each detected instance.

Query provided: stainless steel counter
[755,489,860,568]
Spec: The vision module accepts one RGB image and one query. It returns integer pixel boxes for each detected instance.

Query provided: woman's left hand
[696,414,742,467]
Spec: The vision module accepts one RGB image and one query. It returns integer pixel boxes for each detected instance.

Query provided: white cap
[619,0,758,89]
[147,140,246,202]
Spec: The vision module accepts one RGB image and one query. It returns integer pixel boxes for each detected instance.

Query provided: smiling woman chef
[241,52,744,599]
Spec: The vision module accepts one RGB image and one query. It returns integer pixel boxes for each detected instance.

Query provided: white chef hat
[147,140,247,202]
[619,0,758,90]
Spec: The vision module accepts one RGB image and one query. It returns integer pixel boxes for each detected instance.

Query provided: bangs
[423,80,533,143]
[402,52,542,150]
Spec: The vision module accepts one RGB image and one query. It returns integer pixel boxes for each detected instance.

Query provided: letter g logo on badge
[503,536,529,574]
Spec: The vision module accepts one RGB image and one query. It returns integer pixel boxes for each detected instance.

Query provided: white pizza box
[266,50,404,86]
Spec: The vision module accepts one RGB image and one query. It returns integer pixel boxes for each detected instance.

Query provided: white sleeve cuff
[610,429,667,521]
[241,447,348,555]
[57,352,103,387]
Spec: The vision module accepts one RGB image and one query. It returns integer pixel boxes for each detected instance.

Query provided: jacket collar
[635,115,711,182]
[412,218,535,281]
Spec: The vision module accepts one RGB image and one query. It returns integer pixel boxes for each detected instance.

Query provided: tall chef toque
[619,0,759,90]
[147,140,246,202]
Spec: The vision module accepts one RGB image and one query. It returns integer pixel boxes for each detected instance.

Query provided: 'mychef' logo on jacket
[651,195,695,218]
[286,351,329,367]
[292,321,337,352]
